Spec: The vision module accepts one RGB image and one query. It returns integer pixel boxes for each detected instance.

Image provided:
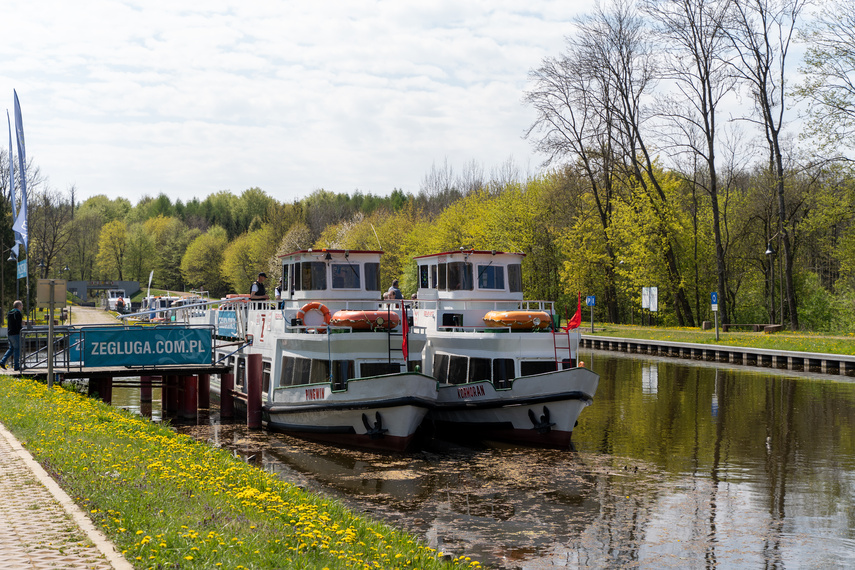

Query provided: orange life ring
[297,302,331,332]
[483,310,551,330]
[330,310,400,330]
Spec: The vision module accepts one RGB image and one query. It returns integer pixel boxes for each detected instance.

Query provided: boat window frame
[508,264,522,293]
[301,261,327,291]
[364,262,381,291]
[477,264,505,290]
[331,263,361,290]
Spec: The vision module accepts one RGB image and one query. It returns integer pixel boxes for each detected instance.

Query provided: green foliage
[0,378,474,570]
[95,220,128,280]
[181,226,230,296]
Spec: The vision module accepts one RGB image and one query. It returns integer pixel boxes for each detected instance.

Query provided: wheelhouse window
[441,261,473,291]
[364,263,380,291]
[332,263,360,289]
[508,264,522,293]
[477,265,505,290]
[420,265,429,289]
[281,265,289,295]
[301,262,327,290]
[431,265,437,288]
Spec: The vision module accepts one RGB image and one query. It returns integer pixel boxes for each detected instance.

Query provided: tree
[124,223,154,282]
[29,186,73,279]
[181,226,229,296]
[724,0,806,329]
[645,0,735,324]
[96,220,128,280]
[796,0,855,153]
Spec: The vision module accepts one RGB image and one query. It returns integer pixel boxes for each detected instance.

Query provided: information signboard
[83,327,212,367]
[217,310,239,338]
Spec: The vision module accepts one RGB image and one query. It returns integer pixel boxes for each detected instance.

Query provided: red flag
[401,303,409,361]
[566,292,582,330]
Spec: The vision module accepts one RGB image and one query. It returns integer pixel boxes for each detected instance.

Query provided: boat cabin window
[280,355,355,386]
[360,362,401,377]
[438,262,473,291]
[508,264,522,293]
[520,360,557,377]
[263,361,271,393]
[468,357,491,382]
[364,262,381,291]
[332,263,361,289]
[434,353,511,386]
[447,355,468,384]
[419,265,429,289]
[281,265,289,295]
[493,359,514,388]
[477,265,505,290]
[431,265,437,288]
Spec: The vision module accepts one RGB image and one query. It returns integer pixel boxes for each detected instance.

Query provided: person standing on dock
[250,272,269,300]
[1,300,23,371]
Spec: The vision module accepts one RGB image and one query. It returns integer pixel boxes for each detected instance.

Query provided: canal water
[112,351,855,569]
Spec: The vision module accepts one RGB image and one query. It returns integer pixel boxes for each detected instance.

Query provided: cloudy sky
[0,1,594,204]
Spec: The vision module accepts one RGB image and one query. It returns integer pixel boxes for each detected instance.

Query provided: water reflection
[110,351,855,569]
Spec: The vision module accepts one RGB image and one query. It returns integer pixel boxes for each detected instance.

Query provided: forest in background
[1,0,853,332]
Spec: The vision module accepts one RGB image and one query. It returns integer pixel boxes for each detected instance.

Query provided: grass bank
[0,377,478,570]
[583,323,855,355]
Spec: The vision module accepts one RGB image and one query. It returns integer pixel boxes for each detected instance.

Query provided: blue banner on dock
[83,327,212,367]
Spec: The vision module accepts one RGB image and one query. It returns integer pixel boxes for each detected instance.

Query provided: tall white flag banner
[12,90,27,251]
[7,110,14,216]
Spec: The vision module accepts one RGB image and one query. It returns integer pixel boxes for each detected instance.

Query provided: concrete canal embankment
[581,335,855,376]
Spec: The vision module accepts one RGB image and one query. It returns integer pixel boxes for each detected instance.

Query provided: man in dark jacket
[1,300,23,371]
[250,272,269,300]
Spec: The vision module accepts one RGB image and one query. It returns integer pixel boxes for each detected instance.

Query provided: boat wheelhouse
[412,249,599,448]
[196,249,436,452]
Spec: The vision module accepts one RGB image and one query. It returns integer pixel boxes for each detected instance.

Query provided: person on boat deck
[274,279,283,300]
[387,279,403,300]
[250,272,269,300]
[1,300,23,371]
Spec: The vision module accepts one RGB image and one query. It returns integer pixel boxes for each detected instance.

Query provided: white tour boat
[412,250,599,448]
[106,289,131,312]
[194,250,437,452]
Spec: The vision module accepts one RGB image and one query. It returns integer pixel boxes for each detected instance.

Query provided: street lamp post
[63,265,71,325]
[765,244,775,325]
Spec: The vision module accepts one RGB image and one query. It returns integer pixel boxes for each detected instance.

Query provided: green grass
[582,323,855,355]
[0,377,479,570]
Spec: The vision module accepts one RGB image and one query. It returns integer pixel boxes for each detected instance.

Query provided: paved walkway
[0,423,132,570]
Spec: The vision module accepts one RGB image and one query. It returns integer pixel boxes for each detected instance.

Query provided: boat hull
[265,373,437,452]
[427,367,598,448]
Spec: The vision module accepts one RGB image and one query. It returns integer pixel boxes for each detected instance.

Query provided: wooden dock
[580,335,855,376]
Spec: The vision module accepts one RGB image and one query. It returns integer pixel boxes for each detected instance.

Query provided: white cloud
[0,0,590,203]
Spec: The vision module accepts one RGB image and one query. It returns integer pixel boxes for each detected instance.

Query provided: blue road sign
[586,295,596,307]
[711,292,718,304]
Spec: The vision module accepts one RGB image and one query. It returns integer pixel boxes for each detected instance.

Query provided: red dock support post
[180,375,198,420]
[164,375,180,415]
[221,372,234,419]
[247,353,262,429]
[140,375,153,404]
[198,373,210,409]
